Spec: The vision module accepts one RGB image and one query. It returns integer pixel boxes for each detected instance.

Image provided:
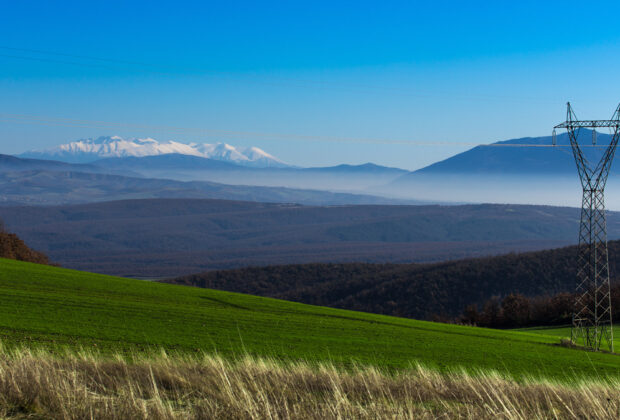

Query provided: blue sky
[2,1,620,169]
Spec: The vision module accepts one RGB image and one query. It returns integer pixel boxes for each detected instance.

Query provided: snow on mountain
[240,146,285,167]
[195,143,249,163]
[20,136,288,167]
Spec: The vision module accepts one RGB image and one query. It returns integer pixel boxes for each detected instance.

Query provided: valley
[3,4,620,418]
[0,199,609,276]
[2,133,620,419]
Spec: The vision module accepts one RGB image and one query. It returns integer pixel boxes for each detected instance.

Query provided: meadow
[0,348,618,419]
[523,325,620,351]
[0,257,618,383]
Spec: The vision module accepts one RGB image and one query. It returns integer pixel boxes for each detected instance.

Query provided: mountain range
[20,136,288,168]
[10,129,620,208]
[17,136,410,195]
[5,131,620,277]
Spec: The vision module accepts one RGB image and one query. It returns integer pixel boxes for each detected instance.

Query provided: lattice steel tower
[554,102,620,352]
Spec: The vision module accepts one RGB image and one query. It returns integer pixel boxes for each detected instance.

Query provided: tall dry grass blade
[0,346,617,419]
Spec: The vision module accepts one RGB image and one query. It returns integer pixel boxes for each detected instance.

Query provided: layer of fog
[377,173,620,210]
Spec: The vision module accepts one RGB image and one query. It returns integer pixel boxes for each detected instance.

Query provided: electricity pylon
[553,103,620,352]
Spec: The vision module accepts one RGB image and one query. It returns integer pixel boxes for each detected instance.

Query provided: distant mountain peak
[407,128,612,176]
[20,136,288,168]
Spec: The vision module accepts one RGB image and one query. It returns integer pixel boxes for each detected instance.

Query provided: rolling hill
[0,257,618,381]
[0,165,411,207]
[1,199,615,277]
[92,154,408,191]
[168,241,620,320]
[0,154,96,172]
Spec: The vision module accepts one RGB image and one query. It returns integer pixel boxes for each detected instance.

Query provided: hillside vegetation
[170,241,620,320]
[0,230,50,265]
[0,257,618,383]
[1,199,612,276]
[459,285,620,330]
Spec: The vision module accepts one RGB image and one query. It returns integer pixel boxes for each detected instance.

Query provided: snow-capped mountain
[19,136,288,168]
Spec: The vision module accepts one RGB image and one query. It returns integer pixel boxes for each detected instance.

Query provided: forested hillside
[458,285,620,329]
[0,227,50,265]
[169,241,620,320]
[2,199,613,276]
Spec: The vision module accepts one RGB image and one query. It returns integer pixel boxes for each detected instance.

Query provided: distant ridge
[89,154,409,192]
[304,162,407,174]
[409,129,609,176]
[383,129,620,207]
[92,154,407,174]
[93,154,247,171]
[20,136,288,168]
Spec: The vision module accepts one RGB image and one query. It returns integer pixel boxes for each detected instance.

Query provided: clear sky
[2,1,620,170]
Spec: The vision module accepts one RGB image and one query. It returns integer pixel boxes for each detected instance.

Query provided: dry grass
[0,347,617,419]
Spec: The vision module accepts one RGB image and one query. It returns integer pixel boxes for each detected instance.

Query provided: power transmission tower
[553,102,620,352]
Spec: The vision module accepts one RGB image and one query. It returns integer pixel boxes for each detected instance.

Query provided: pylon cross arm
[554,120,620,129]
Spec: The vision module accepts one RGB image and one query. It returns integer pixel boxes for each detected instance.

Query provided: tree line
[458,284,620,328]
[0,220,51,265]
[170,241,620,321]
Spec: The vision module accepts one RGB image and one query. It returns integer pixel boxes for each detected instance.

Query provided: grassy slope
[0,258,618,381]
[521,325,620,350]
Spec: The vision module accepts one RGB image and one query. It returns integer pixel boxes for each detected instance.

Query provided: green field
[0,258,618,382]
[522,325,620,350]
